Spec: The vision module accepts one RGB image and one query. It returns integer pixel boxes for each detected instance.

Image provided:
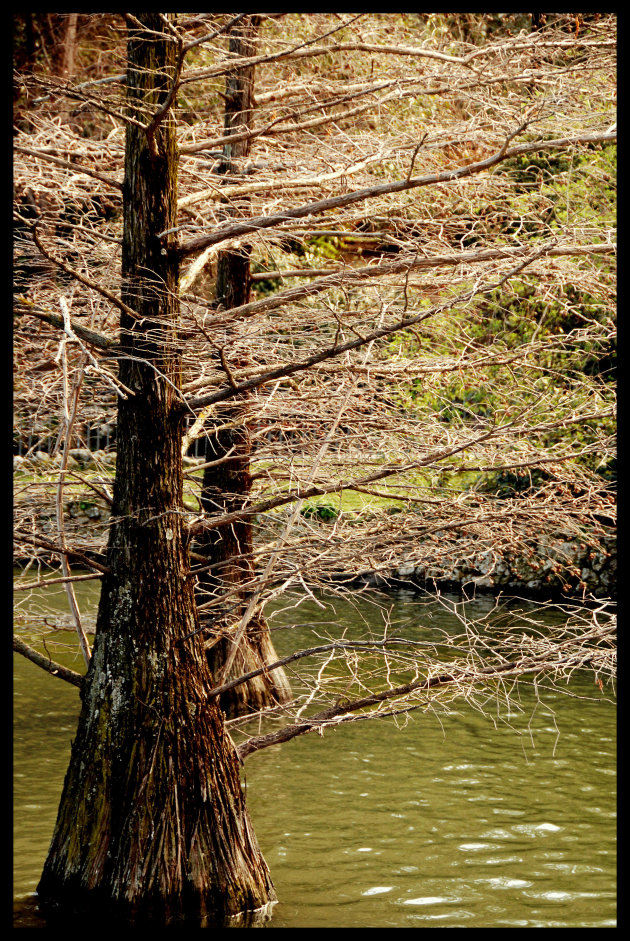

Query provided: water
[245,687,615,927]
[13,575,616,927]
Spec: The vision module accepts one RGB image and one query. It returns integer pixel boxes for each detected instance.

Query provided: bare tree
[31,14,274,925]
[193,14,293,717]
[13,12,616,925]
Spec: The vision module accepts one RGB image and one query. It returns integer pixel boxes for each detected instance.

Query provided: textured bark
[197,393,293,718]
[37,15,275,926]
[61,13,78,78]
[195,16,292,718]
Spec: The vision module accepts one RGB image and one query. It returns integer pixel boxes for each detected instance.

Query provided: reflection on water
[13,577,616,927]
[243,676,615,928]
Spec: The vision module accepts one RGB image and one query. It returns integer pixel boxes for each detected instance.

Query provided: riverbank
[14,455,616,602]
[351,528,616,601]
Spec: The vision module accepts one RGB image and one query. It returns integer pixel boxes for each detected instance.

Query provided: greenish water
[13,575,616,927]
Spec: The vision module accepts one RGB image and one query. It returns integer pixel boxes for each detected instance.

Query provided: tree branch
[176,131,616,257]
[14,532,110,573]
[201,241,616,324]
[188,419,504,537]
[202,638,417,696]
[14,571,103,592]
[14,296,118,353]
[13,635,84,689]
[238,638,612,759]
[14,145,123,191]
[184,241,614,412]
[30,228,139,321]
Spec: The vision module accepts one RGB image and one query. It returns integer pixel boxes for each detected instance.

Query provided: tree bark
[61,13,78,78]
[195,15,292,718]
[36,14,275,926]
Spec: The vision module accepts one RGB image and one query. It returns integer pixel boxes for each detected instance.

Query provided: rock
[472,575,494,589]
[425,566,444,579]
[552,540,580,562]
[580,568,599,589]
[68,448,96,468]
[380,530,615,599]
[362,571,388,588]
[397,561,416,577]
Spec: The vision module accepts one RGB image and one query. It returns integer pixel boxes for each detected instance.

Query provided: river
[13,574,616,927]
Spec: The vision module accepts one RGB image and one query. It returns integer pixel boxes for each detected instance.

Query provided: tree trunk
[195,15,292,718]
[61,13,78,78]
[36,14,275,926]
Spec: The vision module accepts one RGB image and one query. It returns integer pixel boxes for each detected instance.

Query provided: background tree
[192,13,292,717]
[14,12,616,925]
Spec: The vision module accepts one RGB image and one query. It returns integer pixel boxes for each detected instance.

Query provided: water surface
[13,577,616,927]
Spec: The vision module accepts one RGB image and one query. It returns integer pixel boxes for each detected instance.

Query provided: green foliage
[252,234,341,297]
[474,466,553,498]
[300,499,339,521]
[497,141,616,237]
[306,236,341,260]
[396,261,615,491]
[412,13,534,46]
[428,377,496,424]
[471,279,615,385]
[500,149,573,187]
